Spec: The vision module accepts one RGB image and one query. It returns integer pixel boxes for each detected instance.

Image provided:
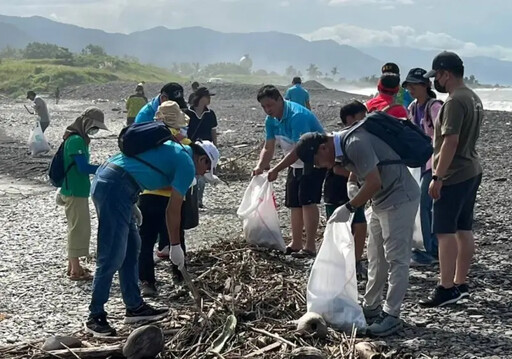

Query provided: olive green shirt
[433,86,483,185]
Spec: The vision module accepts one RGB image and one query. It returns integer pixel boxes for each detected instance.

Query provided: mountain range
[1,14,511,85]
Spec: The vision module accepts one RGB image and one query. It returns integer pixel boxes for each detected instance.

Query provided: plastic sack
[237,175,286,252]
[307,221,366,332]
[408,167,424,251]
[28,121,50,155]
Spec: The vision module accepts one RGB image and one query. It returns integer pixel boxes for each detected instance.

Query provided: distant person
[402,68,443,267]
[58,108,108,281]
[55,87,60,105]
[381,62,413,108]
[254,85,325,257]
[324,100,368,277]
[188,81,200,105]
[285,77,311,109]
[186,87,218,208]
[365,73,408,118]
[85,132,219,336]
[135,83,187,124]
[126,83,148,125]
[26,91,50,133]
[420,52,483,307]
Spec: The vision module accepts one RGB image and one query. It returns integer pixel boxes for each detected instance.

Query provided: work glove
[204,172,222,186]
[327,204,352,224]
[347,182,359,200]
[133,204,143,226]
[170,244,185,270]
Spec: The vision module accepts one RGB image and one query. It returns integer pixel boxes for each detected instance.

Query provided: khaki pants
[62,195,91,258]
[363,199,419,317]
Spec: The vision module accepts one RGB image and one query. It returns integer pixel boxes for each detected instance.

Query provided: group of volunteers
[257,51,483,337]
[54,82,219,336]
[50,49,482,339]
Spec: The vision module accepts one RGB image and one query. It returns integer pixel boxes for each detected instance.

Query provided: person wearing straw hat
[58,107,109,281]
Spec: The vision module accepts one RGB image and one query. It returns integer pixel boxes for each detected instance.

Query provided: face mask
[434,76,447,93]
[87,128,99,136]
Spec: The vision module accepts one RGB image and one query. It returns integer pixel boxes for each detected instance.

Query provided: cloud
[303,23,512,61]
[327,0,413,5]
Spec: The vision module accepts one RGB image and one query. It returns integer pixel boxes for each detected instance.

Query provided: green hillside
[0,57,183,98]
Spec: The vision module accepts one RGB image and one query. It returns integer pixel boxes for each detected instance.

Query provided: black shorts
[433,174,482,234]
[285,167,326,208]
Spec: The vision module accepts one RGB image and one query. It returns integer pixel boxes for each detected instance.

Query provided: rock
[492,177,507,182]
[296,312,328,339]
[290,346,326,359]
[41,336,82,351]
[123,325,164,359]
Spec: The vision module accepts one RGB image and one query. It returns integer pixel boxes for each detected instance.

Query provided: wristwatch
[432,175,443,182]
[345,202,356,213]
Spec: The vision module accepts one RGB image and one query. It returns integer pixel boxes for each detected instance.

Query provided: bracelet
[345,202,356,213]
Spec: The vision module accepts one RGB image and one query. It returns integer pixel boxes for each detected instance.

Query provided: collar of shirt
[280,100,292,121]
[188,106,211,120]
[334,132,343,159]
[151,96,161,113]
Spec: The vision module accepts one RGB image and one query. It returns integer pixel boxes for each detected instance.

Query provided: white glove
[204,172,222,185]
[347,182,359,200]
[327,204,352,224]
[170,244,185,269]
[133,204,143,226]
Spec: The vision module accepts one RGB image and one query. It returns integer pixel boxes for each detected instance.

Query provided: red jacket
[366,93,408,118]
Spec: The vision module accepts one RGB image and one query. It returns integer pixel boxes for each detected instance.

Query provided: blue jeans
[89,163,143,317]
[416,170,438,260]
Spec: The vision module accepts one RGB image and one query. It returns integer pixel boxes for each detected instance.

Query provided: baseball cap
[161,82,187,109]
[381,62,400,75]
[295,132,327,175]
[194,140,220,183]
[402,68,430,88]
[154,100,189,129]
[424,51,464,78]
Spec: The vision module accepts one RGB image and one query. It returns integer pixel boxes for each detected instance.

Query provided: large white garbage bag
[307,221,366,332]
[408,167,424,251]
[237,175,286,252]
[28,121,50,156]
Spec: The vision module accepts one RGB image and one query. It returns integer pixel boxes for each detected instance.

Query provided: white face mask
[87,128,99,136]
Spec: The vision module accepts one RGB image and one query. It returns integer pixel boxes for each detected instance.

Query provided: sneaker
[156,245,170,260]
[456,283,470,299]
[140,281,158,298]
[363,305,382,325]
[410,250,433,267]
[419,285,462,307]
[84,315,117,337]
[125,302,168,324]
[367,312,403,337]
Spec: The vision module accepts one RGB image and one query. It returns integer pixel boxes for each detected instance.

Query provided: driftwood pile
[0,236,387,358]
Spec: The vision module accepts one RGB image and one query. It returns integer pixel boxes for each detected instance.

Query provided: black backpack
[48,141,75,188]
[340,111,433,168]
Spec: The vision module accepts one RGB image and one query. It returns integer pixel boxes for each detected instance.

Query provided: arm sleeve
[284,89,291,100]
[170,157,195,197]
[346,137,379,178]
[72,154,99,175]
[441,99,464,136]
[264,117,275,141]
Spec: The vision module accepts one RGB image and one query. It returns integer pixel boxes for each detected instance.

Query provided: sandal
[285,246,301,255]
[69,268,94,281]
[291,249,317,258]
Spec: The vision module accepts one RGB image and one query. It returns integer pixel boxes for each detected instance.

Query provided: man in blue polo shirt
[135,82,187,123]
[284,77,311,109]
[253,85,325,257]
[85,139,219,337]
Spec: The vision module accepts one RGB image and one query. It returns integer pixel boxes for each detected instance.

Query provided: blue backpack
[48,141,75,188]
[340,111,433,168]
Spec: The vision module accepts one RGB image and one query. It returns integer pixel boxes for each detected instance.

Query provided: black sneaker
[125,302,168,324]
[84,315,117,337]
[419,285,462,307]
[140,281,158,298]
[456,283,470,298]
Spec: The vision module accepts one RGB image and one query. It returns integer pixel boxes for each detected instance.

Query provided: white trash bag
[408,167,424,251]
[28,121,50,156]
[237,175,286,252]
[307,221,366,332]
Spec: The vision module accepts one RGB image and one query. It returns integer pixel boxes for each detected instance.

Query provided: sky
[2,0,512,60]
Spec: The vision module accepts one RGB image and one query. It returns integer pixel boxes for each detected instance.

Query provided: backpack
[48,141,75,188]
[118,121,182,178]
[340,111,433,168]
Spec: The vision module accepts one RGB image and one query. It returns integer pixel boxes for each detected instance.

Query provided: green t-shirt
[59,134,91,197]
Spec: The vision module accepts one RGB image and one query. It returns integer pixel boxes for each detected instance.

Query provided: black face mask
[434,79,447,93]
